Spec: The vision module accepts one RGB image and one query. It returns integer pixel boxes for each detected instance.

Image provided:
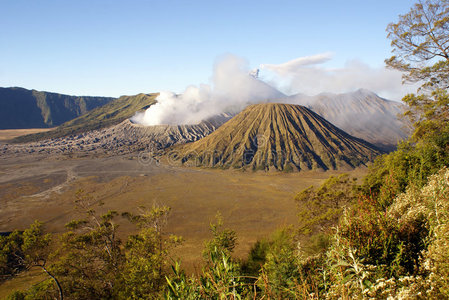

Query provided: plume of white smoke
[261,54,416,100]
[132,55,284,125]
[132,53,416,126]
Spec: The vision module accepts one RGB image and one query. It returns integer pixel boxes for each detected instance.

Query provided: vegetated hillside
[0,87,115,129]
[284,89,409,151]
[168,103,382,171]
[12,93,157,143]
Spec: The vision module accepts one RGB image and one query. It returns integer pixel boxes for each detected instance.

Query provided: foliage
[6,279,58,300]
[363,126,449,208]
[386,0,449,91]
[118,206,182,299]
[389,167,449,297]
[261,167,449,299]
[166,248,250,300]
[250,229,326,299]
[339,203,427,278]
[325,167,449,299]
[199,247,248,299]
[6,165,449,299]
[402,89,449,140]
[377,0,449,208]
[166,214,250,299]
[0,231,26,281]
[52,210,123,299]
[241,238,270,276]
[384,0,449,189]
[0,221,61,299]
[7,191,180,299]
[164,262,200,299]
[296,174,357,237]
[198,214,248,299]
[259,229,302,297]
[203,213,237,260]
[0,222,51,280]
[325,231,375,299]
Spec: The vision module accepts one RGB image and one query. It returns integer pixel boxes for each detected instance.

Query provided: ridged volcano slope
[168,103,382,171]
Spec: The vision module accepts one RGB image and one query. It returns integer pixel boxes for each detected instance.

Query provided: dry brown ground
[0,128,54,141]
[0,153,367,295]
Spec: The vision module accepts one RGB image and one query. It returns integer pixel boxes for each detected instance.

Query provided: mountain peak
[167,103,381,171]
[354,88,376,96]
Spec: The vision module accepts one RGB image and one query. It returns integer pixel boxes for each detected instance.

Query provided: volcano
[284,89,409,151]
[167,103,382,171]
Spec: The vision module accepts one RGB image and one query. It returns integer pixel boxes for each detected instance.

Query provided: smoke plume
[132,55,284,126]
[132,53,415,126]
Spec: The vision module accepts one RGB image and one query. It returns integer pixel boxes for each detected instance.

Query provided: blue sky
[1,0,416,97]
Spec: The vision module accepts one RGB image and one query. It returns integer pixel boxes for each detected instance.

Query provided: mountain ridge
[0,87,115,129]
[12,93,158,143]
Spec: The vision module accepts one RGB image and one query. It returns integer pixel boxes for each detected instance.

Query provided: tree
[386,0,449,91]
[362,0,449,201]
[7,191,181,299]
[166,214,248,299]
[386,0,449,140]
[53,209,123,299]
[119,206,182,299]
[203,212,237,260]
[19,222,63,300]
[0,222,63,300]
[51,191,181,299]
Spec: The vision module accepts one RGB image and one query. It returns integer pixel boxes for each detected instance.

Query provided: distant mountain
[0,87,115,129]
[282,89,410,151]
[13,93,158,143]
[168,103,382,171]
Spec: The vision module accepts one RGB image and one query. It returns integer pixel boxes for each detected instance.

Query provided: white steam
[132,55,284,126]
[132,52,415,126]
[261,54,416,100]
